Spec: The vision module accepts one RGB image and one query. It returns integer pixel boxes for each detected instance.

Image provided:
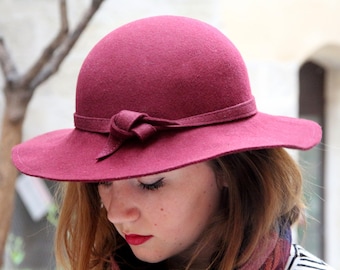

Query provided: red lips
[125,234,153,245]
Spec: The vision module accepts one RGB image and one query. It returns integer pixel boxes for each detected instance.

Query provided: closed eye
[138,178,164,191]
[97,181,112,188]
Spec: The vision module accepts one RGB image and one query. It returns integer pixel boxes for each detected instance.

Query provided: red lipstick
[125,234,153,245]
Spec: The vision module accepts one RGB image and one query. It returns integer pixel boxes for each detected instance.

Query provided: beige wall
[218,0,340,63]
[1,0,339,268]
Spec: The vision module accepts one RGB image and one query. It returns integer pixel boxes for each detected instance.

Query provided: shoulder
[285,244,335,270]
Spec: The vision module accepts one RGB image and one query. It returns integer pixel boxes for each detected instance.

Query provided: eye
[97,181,112,188]
[138,178,164,191]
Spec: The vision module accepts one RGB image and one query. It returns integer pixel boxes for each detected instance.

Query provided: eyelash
[97,178,164,191]
[97,181,112,188]
[138,178,164,191]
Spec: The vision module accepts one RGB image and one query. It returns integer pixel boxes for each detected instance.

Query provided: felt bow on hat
[74,97,257,160]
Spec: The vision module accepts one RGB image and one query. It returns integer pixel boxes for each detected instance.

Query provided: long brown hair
[208,148,303,269]
[54,148,304,270]
[55,182,118,270]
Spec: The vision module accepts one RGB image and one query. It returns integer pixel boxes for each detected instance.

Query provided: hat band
[74,97,257,159]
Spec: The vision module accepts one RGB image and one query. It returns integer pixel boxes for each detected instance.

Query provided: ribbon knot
[99,110,159,159]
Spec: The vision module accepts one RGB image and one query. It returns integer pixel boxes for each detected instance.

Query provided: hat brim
[11,112,321,182]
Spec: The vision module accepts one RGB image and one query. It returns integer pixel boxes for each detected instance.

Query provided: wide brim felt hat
[11,15,322,182]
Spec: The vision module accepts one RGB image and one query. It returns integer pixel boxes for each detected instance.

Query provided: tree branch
[29,0,105,89]
[22,0,69,88]
[0,37,19,85]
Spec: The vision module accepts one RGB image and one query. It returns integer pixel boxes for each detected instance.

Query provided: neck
[167,240,216,270]
[167,258,211,270]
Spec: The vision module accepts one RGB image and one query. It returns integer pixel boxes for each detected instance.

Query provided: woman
[11,16,334,269]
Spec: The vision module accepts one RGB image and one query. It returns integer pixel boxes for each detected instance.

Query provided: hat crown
[12,16,322,182]
[75,16,253,121]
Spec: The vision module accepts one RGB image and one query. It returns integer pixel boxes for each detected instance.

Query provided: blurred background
[0,0,339,269]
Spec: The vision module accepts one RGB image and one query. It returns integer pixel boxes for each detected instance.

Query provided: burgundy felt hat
[11,15,322,181]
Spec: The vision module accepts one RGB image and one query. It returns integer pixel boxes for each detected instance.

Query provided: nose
[103,181,141,224]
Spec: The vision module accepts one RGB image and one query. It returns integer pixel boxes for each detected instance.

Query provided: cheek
[148,199,185,233]
[189,184,221,233]
[206,182,222,209]
[152,207,165,227]
[154,185,220,234]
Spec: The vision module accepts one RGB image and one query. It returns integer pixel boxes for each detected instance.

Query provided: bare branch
[30,0,105,89]
[22,0,69,88]
[0,37,19,85]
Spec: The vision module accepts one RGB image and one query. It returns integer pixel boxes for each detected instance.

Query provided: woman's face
[98,162,222,264]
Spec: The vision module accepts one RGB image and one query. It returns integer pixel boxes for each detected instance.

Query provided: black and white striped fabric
[285,244,335,270]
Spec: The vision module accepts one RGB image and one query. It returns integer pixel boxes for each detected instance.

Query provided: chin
[133,251,167,264]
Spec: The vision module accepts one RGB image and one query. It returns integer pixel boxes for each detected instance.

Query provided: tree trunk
[0,1,105,265]
[0,102,25,267]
